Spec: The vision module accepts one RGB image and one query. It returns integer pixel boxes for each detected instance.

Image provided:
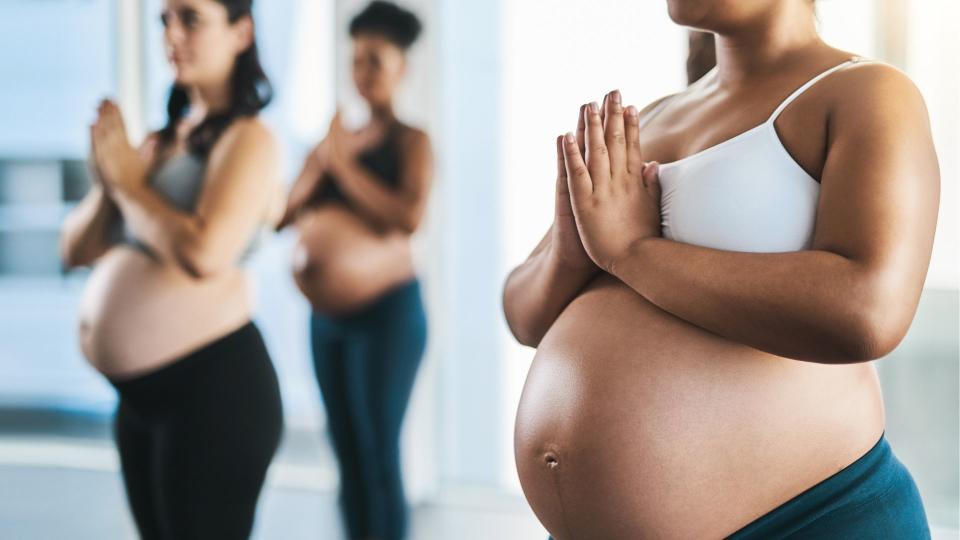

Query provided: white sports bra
[649,57,866,253]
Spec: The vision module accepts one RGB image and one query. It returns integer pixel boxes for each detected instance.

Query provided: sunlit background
[0,0,957,538]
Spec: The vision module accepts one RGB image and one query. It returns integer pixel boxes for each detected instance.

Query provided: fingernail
[589,102,599,114]
[611,90,621,104]
[625,105,638,117]
[564,132,576,143]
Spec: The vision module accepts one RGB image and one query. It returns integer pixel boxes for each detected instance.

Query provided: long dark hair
[159,0,272,157]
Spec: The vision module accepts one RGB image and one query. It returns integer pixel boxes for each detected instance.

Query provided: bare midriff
[79,246,253,380]
[291,204,414,316]
[514,273,885,539]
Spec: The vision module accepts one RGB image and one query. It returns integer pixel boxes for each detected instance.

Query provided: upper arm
[187,118,281,273]
[396,128,434,227]
[812,64,940,341]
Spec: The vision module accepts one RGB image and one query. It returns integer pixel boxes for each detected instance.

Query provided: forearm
[503,238,599,347]
[611,237,897,363]
[333,161,418,232]
[112,184,202,272]
[60,185,120,268]
[278,162,324,230]
[278,181,315,230]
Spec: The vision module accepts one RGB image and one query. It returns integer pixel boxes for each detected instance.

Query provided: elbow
[504,313,543,348]
[174,233,226,280]
[834,270,915,363]
[836,308,908,363]
[511,324,544,349]
[502,284,544,348]
[60,239,80,270]
[177,248,223,280]
[395,208,423,235]
[60,233,91,270]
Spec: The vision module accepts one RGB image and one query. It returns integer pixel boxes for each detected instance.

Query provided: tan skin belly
[515,273,885,539]
[79,246,252,379]
[291,204,414,316]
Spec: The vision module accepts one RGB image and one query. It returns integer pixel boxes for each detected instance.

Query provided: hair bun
[349,1,423,49]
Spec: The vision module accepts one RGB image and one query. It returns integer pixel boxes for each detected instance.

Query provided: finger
[140,136,158,164]
[575,104,586,158]
[624,105,644,176]
[108,104,129,140]
[562,132,593,200]
[88,124,100,173]
[600,93,608,128]
[556,135,571,202]
[90,123,106,168]
[642,161,661,195]
[583,102,610,185]
[556,135,567,181]
[604,90,626,174]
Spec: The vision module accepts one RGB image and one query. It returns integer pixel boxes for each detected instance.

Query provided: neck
[370,102,396,124]
[187,81,232,124]
[713,2,822,85]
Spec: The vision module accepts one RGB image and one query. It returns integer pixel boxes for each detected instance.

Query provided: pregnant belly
[515,274,884,540]
[292,205,414,315]
[78,246,252,379]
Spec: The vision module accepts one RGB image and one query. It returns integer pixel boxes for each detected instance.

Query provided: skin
[279,32,433,316]
[60,0,282,379]
[503,0,939,537]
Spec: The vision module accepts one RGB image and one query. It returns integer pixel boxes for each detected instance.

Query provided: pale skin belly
[515,273,885,539]
[291,204,414,316]
[78,246,253,379]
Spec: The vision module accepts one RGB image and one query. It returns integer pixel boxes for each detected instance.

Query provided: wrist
[112,179,148,206]
[608,236,656,278]
[545,241,597,277]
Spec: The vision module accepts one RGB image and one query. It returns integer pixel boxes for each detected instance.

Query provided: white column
[115,0,147,142]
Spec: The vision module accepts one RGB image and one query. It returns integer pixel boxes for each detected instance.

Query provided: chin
[666,0,712,28]
[169,64,196,87]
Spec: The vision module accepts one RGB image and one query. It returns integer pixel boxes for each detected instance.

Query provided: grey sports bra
[115,152,266,264]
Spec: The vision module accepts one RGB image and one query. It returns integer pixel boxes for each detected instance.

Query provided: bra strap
[766,56,867,123]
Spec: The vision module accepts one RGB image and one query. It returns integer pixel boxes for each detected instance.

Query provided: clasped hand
[556,90,663,274]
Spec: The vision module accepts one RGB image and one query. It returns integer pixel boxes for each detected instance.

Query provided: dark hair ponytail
[159,0,272,157]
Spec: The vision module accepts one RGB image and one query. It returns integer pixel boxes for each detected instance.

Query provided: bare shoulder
[397,123,432,150]
[214,116,281,163]
[637,93,679,124]
[826,62,929,124]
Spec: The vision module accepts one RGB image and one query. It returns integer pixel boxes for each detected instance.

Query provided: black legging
[311,279,427,540]
[111,322,283,540]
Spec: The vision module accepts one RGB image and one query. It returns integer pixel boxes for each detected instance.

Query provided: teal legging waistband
[729,434,930,539]
[546,434,929,539]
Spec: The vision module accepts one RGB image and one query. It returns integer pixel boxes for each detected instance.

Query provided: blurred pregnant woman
[503,0,939,538]
[60,0,283,537]
[277,2,433,539]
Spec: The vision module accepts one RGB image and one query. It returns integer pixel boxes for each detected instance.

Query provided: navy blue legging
[311,279,427,540]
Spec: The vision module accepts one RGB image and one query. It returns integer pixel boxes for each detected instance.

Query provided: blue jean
[311,280,427,540]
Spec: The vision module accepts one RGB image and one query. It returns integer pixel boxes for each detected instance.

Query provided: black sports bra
[308,123,404,207]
